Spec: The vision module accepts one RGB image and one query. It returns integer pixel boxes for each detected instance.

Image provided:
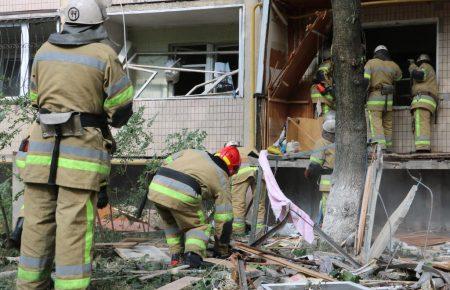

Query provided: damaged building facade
[0,0,449,239]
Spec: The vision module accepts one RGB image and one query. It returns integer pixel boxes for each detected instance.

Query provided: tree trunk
[322,0,367,243]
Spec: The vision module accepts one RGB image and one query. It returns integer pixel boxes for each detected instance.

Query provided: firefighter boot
[184,251,203,268]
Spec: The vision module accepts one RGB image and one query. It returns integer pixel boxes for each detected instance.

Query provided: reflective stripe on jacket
[148,149,232,239]
[22,41,133,191]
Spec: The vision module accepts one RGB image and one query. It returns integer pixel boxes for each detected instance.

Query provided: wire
[119,1,130,77]
[406,169,433,258]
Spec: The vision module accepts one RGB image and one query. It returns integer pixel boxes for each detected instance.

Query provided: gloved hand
[97,186,109,209]
[304,169,311,179]
[214,241,231,258]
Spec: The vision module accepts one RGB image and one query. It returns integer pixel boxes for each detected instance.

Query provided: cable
[119,1,130,77]
[406,169,433,257]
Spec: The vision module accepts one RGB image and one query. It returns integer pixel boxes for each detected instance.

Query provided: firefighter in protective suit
[148,147,240,268]
[364,45,402,151]
[408,54,439,152]
[16,0,134,289]
[226,142,266,236]
[310,47,334,118]
[304,112,336,224]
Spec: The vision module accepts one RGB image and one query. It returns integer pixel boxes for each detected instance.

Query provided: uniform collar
[48,23,108,46]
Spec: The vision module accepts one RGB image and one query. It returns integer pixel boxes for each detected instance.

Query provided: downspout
[251,2,263,149]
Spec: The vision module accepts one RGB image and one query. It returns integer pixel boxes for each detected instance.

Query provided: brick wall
[363,3,450,153]
[136,97,244,155]
[0,0,59,13]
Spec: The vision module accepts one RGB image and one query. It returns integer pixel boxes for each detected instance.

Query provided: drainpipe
[251,2,263,149]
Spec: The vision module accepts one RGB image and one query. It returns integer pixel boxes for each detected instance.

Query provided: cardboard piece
[286,117,323,152]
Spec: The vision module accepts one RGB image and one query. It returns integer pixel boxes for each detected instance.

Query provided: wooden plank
[433,261,450,272]
[355,163,375,255]
[95,242,138,248]
[233,242,335,281]
[368,185,418,260]
[249,167,263,244]
[156,276,201,290]
[286,117,323,152]
[362,148,383,262]
[139,265,190,281]
[204,258,234,269]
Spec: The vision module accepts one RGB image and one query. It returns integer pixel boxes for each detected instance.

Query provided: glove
[304,169,311,179]
[214,242,231,258]
[97,186,109,209]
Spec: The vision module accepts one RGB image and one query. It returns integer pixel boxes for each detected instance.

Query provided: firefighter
[310,47,334,118]
[148,147,240,268]
[364,45,402,151]
[304,112,336,224]
[408,54,439,152]
[225,142,266,236]
[16,0,134,289]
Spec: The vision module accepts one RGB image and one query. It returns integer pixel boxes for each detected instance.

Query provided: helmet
[322,47,332,60]
[374,45,388,54]
[225,141,239,147]
[322,111,336,133]
[62,0,110,25]
[417,54,431,63]
[215,146,241,176]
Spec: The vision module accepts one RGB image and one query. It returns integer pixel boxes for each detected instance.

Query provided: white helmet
[322,111,336,134]
[225,141,239,147]
[417,54,431,63]
[374,45,388,54]
[62,0,110,25]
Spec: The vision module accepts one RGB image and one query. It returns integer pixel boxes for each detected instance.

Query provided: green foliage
[113,106,154,159]
[164,128,207,156]
[0,165,12,235]
[0,96,36,151]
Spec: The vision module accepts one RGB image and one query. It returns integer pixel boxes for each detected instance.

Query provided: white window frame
[110,4,245,100]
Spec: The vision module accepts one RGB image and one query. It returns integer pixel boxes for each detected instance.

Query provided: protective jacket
[409,62,439,113]
[310,60,334,109]
[309,137,335,192]
[19,41,134,191]
[149,149,233,241]
[231,147,258,186]
[364,58,402,111]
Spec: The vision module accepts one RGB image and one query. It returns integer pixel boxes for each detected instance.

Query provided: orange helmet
[216,146,241,175]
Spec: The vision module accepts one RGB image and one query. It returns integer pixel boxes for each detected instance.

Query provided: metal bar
[249,167,263,244]
[201,69,239,95]
[128,64,228,75]
[255,0,270,95]
[19,23,29,97]
[250,214,289,247]
[127,65,157,99]
[186,70,237,96]
[136,51,238,56]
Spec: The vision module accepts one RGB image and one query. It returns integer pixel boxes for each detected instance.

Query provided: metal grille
[0,18,56,97]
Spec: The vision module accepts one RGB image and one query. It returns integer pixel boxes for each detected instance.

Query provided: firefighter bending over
[148,147,240,268]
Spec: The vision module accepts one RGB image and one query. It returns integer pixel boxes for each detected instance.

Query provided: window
[0,19,56,98]
[170,43,239,97]
[364,23,437,106]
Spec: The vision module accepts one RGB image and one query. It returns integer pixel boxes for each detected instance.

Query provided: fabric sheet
[258,150,315,243]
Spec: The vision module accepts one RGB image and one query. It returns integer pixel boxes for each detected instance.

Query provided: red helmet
[216,146,241,175]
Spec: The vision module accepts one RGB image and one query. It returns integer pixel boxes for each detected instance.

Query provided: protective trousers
[367,110,393,150]
[155,204,211,258]
[413,108,432,151]
[231,180,266,235]
[17,183,96,290]
[317,175,331,225]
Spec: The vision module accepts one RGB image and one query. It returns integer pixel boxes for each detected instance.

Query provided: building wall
[362,3,450,153]
[0,0,60,13]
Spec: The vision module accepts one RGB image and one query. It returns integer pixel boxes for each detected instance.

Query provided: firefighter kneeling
[148,147,240,268]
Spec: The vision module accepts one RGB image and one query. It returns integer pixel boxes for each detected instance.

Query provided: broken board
[286,117,323,152]
[156,276,201,290]
[115,244,170,263]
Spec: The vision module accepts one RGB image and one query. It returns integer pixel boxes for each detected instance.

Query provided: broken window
[364,23,437,106]
[170,43,239,97]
